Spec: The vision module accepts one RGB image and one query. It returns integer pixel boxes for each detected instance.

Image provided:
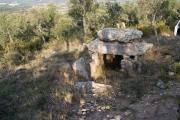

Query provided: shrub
[138,25,154,37]
[156,20,171,34]
[3,51,23,66]
[172,62,180,75]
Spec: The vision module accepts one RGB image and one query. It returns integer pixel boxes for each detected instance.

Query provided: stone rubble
[70,81,180,120]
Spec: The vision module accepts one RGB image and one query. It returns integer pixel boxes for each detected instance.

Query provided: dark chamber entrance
[177,28,180,36]
[103,54,123,70]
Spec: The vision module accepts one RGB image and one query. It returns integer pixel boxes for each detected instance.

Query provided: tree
[54,15,76,51]
[0,13,22,49]
[68,0,98,41]
[159,0,180,29]
[138,0,165,41]
[105,2,125,27]
[122,2,139,26]
[30,4,57,43]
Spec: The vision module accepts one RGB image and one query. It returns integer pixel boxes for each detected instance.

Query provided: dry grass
[0,36,180,120]
[0,40,83,120]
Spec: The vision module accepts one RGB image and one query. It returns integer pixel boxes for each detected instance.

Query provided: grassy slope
[0,40,80,120]
[0,36,180,120]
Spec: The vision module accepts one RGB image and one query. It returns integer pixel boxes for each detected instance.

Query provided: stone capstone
[97,28,143,42]
[87,39,153,56]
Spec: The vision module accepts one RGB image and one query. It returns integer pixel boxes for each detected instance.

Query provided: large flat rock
[87,39,153,56]
[98,28,143,42]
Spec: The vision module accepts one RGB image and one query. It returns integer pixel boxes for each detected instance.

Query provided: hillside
[0,36,180,120]
[0,0,179,120]
[0,0,67,4]
[0,0,131,6]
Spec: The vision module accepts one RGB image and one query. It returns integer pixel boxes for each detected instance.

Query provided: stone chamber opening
[177,28,180,36]
[130,56,135,60]
[103,54,124,70]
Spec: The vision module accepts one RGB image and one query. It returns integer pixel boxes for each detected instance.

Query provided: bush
[138,25,154,37]
[156,21,171,34]
[172,62,180,75]
[3,51,23,65]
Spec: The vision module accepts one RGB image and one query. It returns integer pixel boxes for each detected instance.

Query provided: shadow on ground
[0,51,81,120]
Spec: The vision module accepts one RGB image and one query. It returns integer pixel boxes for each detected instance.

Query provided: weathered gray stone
[156,80,166,89]
[90,53,104,79]
[121,57,134,76]
[174,20,180,36]
[58,62,72,72]
[75,81,112,95]
[98,28,143,42]
[87,39,153,56]
[72,57,90,80]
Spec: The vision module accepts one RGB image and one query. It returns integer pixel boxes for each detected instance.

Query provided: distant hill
[0,0,132,9]
[0,0,67,6]
[0,0,131,5]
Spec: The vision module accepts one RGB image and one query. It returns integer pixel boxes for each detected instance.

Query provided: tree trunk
[65,39,70,51]
[7,29,13,43]
[42,36,46,44]
[83,15,87,41]
[152,12,159,44]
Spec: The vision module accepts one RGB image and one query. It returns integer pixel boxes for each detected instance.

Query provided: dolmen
[86,28,153,79]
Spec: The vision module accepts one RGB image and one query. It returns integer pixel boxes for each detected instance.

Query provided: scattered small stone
[115,115,122,120]
[124,111,131,116]
[107,114,114,119]
[40,66,47,71]
[106,106,111,110]
[82,111,86,115]
[101,106,106,110]
[156,80,166,89]
[169,72,175,76]
[81,109,87,112]
[77,111,83,115]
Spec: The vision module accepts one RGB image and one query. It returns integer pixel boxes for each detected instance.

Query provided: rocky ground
[69,81,180,120]
[0,37,179,120]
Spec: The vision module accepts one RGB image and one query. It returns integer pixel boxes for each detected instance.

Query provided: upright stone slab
[90,53,104,79]
[72,57,90,80]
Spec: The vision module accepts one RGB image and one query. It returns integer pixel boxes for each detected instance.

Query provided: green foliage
[105,2,124,27]
[0,5,58,66]
[156,20,171,34]
[159,0,179,30]
[68,0,99,41]
[138,25,154,37]
[172,62,180,75]
[137,0,179,30]
[0,0,179,66]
